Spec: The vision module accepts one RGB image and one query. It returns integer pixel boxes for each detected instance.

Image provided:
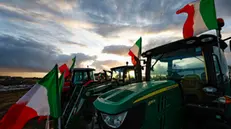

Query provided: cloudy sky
[0,0,231,77]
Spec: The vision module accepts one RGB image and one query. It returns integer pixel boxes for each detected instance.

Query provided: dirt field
[0,90,47,129]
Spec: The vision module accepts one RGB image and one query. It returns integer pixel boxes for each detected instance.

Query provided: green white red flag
[59,56,76,78]
[128,37,142,65]
[176,0,218,39]
[0,65,62,129]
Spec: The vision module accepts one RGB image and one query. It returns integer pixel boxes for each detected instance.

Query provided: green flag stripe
[200,0,218,29]
[70,56,76,70]
[58,73,64,94]
[135,37,142,55]
[37,65,60,118]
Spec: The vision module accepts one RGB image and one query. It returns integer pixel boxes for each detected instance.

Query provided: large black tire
[204,121,231,129]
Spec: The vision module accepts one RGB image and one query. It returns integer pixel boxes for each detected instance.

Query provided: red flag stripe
[128,50,137,65]
[176,4,195,39]
[59,64,70,78]
[0,103,38,129]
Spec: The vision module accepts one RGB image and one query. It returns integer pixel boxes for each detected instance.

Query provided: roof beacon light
[217,18,225,28]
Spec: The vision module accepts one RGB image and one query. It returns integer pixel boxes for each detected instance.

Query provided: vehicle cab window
[151,60,168,81]
[89,71,95,81]
[83,72,88,80]
[125,70,136,82]
[112,68,123,81]
[150,47,207,83]
[73,71,88,84]
[213,46,230,83]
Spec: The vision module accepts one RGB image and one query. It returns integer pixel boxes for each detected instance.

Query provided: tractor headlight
[101,112,127,128]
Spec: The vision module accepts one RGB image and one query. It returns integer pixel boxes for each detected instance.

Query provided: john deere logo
[148,99,156,106]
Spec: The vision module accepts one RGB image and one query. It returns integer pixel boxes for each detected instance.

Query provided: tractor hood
[93,80,178,114]
[87,82,113,94]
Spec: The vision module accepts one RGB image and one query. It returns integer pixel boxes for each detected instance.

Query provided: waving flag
[0,65,61,129]
[37,72,64,123]
[128,37,142,65]
[176,0,218,39]
[59,56,76,78]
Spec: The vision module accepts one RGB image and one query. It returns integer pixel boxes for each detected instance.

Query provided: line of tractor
[46,18,231,129]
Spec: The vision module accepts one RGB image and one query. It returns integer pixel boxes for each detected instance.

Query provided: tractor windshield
[73,71,93,84]
[150,47,207,82]
[125,69,136,82]
[112,68,123,80]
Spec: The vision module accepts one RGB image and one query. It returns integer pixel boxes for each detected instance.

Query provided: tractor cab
[71,68,95,85]
[62,68,95,99]
[94,70,112,83]
[86,65,138,97]
[111,65,137,86]
[62,68,95,100]
[94,34,231,129]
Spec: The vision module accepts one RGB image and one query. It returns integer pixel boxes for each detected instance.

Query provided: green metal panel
[93,80,177,114]
[163,86,183,129]
[140,84,183,129]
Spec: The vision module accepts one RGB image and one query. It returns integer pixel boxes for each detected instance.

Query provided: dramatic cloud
[69,53,96,67]
[102,45,131,56]
[144,36,180,52]
[215,0,231,18]
[0,0,231,77]
[0,35,96,72]
[60,40,88,48]
[83,0,186,37]
[92,60,125,71]
[0,35,62,72]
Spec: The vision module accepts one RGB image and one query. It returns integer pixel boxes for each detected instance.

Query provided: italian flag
[176,0,218,39]
[128,37,142,65]
[0,65,62,129]
[59,56,76,78]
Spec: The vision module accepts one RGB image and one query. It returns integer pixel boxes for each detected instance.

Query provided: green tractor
[94,70,112,83]
[62,68,96,108]
[93,34,231,129]
[62,64,142,129]
[86,64,143,100]
[62,68,95,94]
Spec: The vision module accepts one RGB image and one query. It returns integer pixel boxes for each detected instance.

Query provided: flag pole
[216,29,222,59]
[56,64,62,129]
[136,37,142,82]
[58,118,62,129]
[45,116,50,129]
[216,18,225,61]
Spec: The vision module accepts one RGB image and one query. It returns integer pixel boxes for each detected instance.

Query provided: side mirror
[203,87,218,96]
[229,40,231,51]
